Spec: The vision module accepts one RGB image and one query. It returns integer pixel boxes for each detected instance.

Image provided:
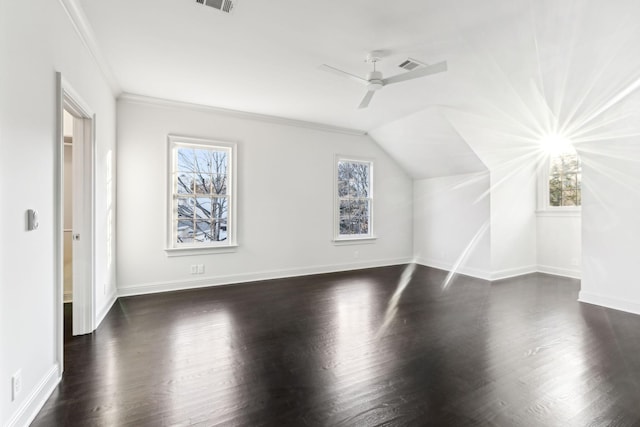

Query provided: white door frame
[55,72,96,373]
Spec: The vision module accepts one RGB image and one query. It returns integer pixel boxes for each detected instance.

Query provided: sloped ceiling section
[369,108,487,179]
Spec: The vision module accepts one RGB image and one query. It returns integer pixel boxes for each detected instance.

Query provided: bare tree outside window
[174,146,229,243]
[337,160,372,236]
[549,151,581,207]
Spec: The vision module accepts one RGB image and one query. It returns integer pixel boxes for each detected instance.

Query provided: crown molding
[57,0,121,95]
[118,93,368,136]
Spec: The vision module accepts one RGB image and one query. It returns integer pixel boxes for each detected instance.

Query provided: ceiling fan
[320,51,447,109]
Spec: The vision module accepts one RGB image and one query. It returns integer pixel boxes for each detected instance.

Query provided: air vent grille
[398,58,426,71]
[196,0,237,14]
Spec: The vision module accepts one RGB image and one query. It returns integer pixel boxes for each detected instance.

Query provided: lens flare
[376,263,416,338]
[539,133,573,156]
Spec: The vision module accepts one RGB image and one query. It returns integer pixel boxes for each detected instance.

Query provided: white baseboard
[96,288,118,328]
[414,258,550,282]
[5,364,60,427]
[414,257,492,281]
[578,291,640,316]
[537,264,581,279]
[491,265,538,281]
[118,257,413,297]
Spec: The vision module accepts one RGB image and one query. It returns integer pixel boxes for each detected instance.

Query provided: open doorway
[56,74,96,375]
[62,102,94,336]
[62,110,74,340]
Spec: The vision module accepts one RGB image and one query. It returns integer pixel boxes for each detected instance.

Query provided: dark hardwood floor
[32,265,640,426]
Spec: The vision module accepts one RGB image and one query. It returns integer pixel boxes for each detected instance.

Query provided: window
[538,147,581,213]
[548,150,581,207]
[335,157,373,240]
[167,135,236,253]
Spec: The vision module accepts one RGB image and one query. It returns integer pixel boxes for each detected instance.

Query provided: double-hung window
[538,147,581,212]
[548,150,581,207]
[167,135,237,254]
[335,157,374,241]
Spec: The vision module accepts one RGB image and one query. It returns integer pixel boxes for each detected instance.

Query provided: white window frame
[165,135,238,256]
[536,152,581,217]
[333,155,376,244]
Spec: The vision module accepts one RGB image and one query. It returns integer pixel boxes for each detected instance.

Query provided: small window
[548,149,581,207]
[167,136,236,251]
[335,157,373,240]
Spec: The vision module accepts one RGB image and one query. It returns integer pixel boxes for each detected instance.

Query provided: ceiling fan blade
[319,64,368,85]
[358,90,376,109]
[382,60,448,86]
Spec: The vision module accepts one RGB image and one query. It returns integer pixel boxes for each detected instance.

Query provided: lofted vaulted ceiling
[78,0,640,178]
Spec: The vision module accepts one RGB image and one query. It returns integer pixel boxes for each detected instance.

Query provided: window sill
[165,244,238,257]
[332,236,377,246]
[536,209,581,218]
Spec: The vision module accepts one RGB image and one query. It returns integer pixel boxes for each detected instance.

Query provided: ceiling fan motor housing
[367,71,384,90]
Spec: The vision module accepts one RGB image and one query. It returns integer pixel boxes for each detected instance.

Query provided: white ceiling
[78,0,640,177]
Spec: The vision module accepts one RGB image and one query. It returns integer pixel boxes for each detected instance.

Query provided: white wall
[489,161,538,278]
[0,0,117,425]
[580,138,640,314]
[413,172,492,279]
[536,214,581,279]
[116,98,413,295]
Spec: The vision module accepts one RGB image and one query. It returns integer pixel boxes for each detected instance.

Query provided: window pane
[212,174,228,195]
[339,199,370,235]
[350,163,370,197]
[176,173,194,194]
[194,221,212,242]
[194,174,211,194]
[338,161,351,181]
[352,200,370,234]
[338,180,349,198]
[548,151,581,207]
[194,149,227,175]
[177,198,194,219]
[177,148,195,172]
[212,197,228,219]
[178,147,228,181]
[211,219,228,242]
[177,220,194,243]
[195,197,212,220]
[339,200,352,235]
[563,190,578,206]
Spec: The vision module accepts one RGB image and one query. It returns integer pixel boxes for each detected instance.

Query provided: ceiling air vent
[196,0,237,14]
[398,58,426,71]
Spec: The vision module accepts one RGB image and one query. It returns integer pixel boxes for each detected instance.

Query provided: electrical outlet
[190,265,198,275]
[12,370,22,401]
[197,264,204,274]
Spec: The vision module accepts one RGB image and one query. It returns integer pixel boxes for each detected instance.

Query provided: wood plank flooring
[32,265,640,426]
